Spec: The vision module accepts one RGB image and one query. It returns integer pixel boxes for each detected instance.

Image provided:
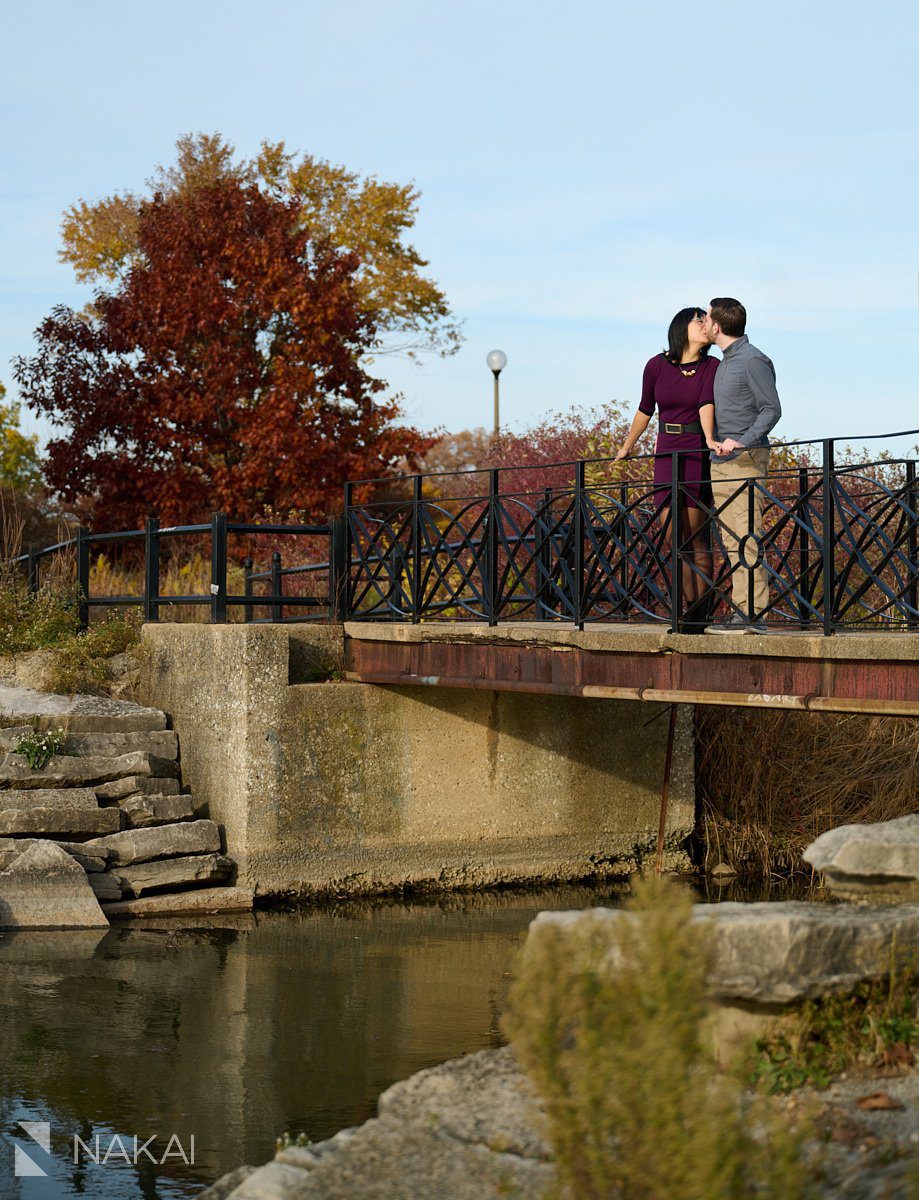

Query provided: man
[701,298,781,633]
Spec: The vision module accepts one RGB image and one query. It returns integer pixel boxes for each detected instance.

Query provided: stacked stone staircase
[0,685,252,927]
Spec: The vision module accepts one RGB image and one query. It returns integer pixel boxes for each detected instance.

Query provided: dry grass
[696,707,919,877]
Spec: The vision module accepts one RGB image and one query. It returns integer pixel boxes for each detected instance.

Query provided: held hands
[709,437,744,457]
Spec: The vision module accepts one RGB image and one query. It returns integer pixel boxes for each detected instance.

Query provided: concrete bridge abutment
[137,625,694,898]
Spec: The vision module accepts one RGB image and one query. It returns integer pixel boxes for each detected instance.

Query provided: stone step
[102,886,254,918]
[113,853,233,897]
[89,872,123,902]
[0,788,100,812]
[0,728,178,760]
[120,795,200,828]
[85,819,221,866]
[0,840,109,929]
[0,685,166,733]
[0,750,179,790]
[0,807,122,839]
[95,775,182,802]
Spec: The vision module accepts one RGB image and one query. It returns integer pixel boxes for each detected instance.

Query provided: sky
[2,0,918,454]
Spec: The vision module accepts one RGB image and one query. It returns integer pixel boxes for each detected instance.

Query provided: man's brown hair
[709,297,746,337]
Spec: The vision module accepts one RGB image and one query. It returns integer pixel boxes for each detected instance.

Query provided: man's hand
[717,437,745,455]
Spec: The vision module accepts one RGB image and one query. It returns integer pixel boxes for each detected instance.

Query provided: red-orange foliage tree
[14,179,434,527]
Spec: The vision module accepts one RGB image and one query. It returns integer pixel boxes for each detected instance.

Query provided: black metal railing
[16,514,349,627]
[343,431,919,634]
[11,430,919,636]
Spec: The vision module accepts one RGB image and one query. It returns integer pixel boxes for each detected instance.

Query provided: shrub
[44,613,142,696]
[503,876,816,1200]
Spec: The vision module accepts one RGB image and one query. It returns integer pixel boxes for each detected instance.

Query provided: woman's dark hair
[663,307,710,366]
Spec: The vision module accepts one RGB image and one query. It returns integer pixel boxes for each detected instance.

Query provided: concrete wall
[138,625,695,898]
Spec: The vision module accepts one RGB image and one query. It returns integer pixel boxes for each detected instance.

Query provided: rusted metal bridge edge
[342,624,919,717]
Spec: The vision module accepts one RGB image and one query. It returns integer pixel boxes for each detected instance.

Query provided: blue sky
[2,0,917,452]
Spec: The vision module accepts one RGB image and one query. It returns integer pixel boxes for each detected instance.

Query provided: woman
[615,307,717,622]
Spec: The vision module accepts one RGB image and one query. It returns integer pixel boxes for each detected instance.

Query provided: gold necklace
[679,359,701,377]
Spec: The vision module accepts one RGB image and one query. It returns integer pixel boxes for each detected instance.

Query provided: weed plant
[751,961,919,1093]
[503,876,816,1200]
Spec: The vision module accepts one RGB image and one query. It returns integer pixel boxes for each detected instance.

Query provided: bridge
[340,430,919,715]
[15,431,919,716]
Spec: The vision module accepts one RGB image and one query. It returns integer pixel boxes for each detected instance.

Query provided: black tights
[661,503,713,608]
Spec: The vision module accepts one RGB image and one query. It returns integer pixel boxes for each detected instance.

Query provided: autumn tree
[60,132,462,360]
[0,383,42,494]
[15,179,435,527]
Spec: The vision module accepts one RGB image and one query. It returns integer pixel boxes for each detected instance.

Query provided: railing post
[210,512,228,624]
[270,551,282,623]
[907,460,918,630]
[574,460,585,630]
[668,453,682,632]
[797,468,810,628]
[76,526,90,631]
[26,544,38,595]
[411,474,423,624]
[537,487,553,618]
[821,440,835,636]
[486,468,500,626]
[618,482,629,615]
[242,558,253,624]
[143,517,160,623]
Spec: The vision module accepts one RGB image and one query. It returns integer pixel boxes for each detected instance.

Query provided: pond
[0,877,805,1199]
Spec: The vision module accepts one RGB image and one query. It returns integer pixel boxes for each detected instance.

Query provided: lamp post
[486,349,507,439]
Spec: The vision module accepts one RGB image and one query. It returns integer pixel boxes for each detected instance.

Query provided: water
[0,875,819,1199]
[0,882,640,1200]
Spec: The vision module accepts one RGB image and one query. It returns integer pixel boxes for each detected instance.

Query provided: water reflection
[0,883,630,1199]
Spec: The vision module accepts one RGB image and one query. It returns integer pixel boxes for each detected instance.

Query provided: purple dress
[638,353,717,510]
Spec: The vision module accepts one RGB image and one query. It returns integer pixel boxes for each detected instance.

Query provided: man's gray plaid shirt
[711,334,782,462]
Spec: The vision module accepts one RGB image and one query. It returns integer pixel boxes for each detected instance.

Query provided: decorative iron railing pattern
[343,435,919,634]
[10,432,918,636]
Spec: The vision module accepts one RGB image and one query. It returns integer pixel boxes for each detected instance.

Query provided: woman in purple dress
[615,307,717,618]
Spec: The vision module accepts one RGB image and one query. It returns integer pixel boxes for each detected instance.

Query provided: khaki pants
[710,447,770,619]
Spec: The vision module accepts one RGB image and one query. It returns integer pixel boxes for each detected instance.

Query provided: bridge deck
[344,623,919,716]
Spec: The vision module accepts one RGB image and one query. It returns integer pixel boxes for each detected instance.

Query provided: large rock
[86,819,221,866]
[89,872,123,902]
[0,836,109,872]
[531,901,919,1005]
[114,853,233,897]
[0,684,166,732]
[0,787,100,811]
[804,815,919,902]
[120,794,199,827]
[103,886,253,918]
[0,750,178,790]
[0,806,121,839]
[0,839,109,928]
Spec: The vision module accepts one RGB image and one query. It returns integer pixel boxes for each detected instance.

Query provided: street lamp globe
[486,349,507,376]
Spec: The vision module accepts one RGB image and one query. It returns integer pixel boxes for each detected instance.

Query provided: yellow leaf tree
[60,132,462,360]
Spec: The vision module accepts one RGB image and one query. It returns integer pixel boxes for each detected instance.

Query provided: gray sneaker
[705,615,767,635]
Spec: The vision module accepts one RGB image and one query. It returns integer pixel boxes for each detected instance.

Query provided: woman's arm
[615,410,652,459]
[699,402,719,451]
